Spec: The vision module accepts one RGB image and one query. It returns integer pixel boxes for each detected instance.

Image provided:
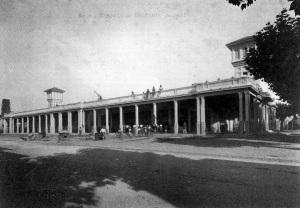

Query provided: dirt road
[0,135,299,208]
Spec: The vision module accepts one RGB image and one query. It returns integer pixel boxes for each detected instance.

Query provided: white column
[38,115,41,133]
[174,100,178,134]
[105,108,109,133]
[82,110,85,134]
[78,109,83,134]
[93,109,97,132]
[10,118,13,133]
[21,117,24,134]
[253,98,258,131]
[12,118,15,133]
[244,91,250,134]
[258,103,262,131]
[265,105,269,131]
[32,116,35,133]
[16,119,18,133]
[50,113,55,134]
[135,104,139,135]
[200,96,206,135]
[196,96,201,135]
[68,112,72,133]
[45,115,48,133]
[262,104,266,124]
[3,119,7,134]
[17,118,20,133]
[13,118,18,133]
[58,112,62,132]
[27,116,29,133]
[16,118,19,133]
[153,103,157,125]
[119,106,123,132]
[238,92,244,134]
[9,118,13,133]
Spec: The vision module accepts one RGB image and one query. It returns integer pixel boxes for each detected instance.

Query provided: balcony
[7,77,260,117]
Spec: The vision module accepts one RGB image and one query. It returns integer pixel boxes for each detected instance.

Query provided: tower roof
[44,87,65,93]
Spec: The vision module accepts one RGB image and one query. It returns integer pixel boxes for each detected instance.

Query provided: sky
[0,0,289,112]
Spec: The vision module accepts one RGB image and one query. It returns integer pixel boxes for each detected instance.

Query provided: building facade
[226,36,255,78]
[1,36,276,136]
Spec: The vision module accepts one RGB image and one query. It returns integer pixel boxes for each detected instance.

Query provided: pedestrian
[100,126,107,140]
[183,122,187,134]
[146,89,150,99]
[158,85,163,92]
[79,126,82,135]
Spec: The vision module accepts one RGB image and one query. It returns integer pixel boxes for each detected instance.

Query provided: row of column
[77,98,206,135]
[8,109,111,134]
[111,97,206,135]
[7,96,207,135]
[5,90,271,135]
[238,90,269,134]
[9,115,42,134]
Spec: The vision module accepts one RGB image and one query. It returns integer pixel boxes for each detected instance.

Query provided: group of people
[122,123,169,137]
[142,85,163,100]
[120,124,153,137]
[85,122,170,140]
[135,124,154,136]
[130,85,163,100]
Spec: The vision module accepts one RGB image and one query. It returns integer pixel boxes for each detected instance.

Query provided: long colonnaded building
[1,36,276,136]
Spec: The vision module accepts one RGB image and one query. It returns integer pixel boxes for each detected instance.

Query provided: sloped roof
[226,36,254,48]
[44,87,65,93]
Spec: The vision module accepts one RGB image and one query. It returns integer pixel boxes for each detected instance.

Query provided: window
[242,48,247,58]
[234,49,240,60]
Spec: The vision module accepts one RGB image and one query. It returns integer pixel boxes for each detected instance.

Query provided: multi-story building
[226,36,255,78]
[1,36,276,136]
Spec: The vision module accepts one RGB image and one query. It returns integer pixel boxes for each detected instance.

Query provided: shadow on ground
[154,134,300,150]
[0,147,299,208]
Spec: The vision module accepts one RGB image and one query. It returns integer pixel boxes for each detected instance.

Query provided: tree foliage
[227,0,300,15]
[289,0,300,15]
[276,103,294,120]
[227,0,256,10]
[245,10,300,112]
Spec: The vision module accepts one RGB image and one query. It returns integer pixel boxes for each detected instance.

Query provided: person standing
[79,126,82,135]
[158,85,163,92]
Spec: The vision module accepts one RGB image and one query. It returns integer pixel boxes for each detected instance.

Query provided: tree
[245,10,300,112]
[276,103,294,121]
[227,0,300,113]
[227,0,300,15]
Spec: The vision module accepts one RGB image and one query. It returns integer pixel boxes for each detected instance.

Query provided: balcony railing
[7,77,260,117]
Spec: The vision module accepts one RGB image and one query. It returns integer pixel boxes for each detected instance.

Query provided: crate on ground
[58,131,70,141]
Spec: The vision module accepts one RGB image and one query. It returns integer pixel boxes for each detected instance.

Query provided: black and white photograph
[0,0,300,207]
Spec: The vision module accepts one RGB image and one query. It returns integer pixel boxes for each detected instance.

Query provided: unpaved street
[0,135,299,208]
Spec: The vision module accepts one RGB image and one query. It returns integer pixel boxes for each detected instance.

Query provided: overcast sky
[0,0,288,112]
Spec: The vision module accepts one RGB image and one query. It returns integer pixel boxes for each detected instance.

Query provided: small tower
[44,87,65,108]
[226,36,255,78]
